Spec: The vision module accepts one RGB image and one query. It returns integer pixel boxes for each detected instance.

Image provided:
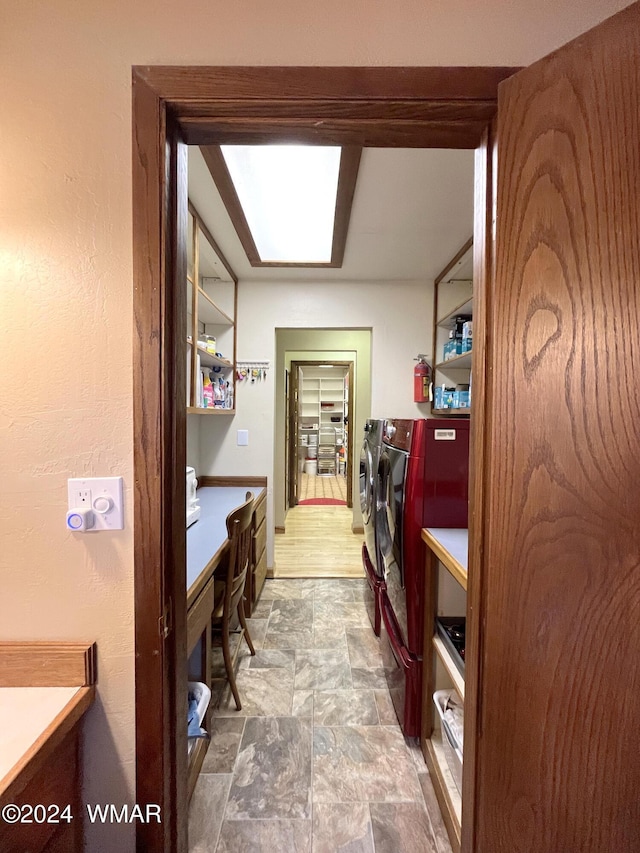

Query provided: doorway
[288,360,354,509]
[132,66,504,852]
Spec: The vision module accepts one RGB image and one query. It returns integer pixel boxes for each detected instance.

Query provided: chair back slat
[223,491,254,616]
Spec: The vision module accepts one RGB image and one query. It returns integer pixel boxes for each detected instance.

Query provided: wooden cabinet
[187,202,238,415]
[0,643,96,853]
[432,239,473,416]
[421,528,468,853]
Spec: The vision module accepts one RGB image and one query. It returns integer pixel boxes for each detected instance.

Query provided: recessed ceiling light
[220,145,341,263]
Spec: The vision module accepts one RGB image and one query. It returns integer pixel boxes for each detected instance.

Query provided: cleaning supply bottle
[202,372,214,408]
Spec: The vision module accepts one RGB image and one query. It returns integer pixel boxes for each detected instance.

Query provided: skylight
[220,145,341,263]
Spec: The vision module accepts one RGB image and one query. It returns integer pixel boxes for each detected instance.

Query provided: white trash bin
[304,458,318,475]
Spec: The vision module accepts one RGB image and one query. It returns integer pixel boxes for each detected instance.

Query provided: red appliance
[377,418,469,736]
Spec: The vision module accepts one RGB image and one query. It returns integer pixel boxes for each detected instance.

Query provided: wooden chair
[211,491,256,710]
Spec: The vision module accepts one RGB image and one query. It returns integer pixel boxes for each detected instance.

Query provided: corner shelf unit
[421,527,469,853]
[186,201,238,415]
[432,239,473,417]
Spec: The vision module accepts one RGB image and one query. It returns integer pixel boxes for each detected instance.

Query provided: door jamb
[132,65,513,853]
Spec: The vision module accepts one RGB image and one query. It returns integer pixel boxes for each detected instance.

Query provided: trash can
[187,681,211,756]
[304,458,318,475]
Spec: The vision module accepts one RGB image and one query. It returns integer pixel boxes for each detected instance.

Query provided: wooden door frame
[287,363,301,507]
[132,65,516,852]
[289,359,355,509]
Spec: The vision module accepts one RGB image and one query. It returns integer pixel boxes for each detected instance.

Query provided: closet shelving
[186,202,238,415]
[299,367,349,477]
[432,239,473,417]
[300,371,347,441]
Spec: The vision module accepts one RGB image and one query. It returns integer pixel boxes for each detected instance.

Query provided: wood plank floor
[274,505,365,578]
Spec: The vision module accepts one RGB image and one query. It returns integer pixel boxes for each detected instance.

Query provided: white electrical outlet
[74,488,92,507]
[67,477,124,531]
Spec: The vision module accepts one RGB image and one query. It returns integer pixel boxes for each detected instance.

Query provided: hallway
[189,578,452,852]
[274,505,364,579]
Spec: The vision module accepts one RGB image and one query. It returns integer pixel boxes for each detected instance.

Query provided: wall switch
[237,430,249,446]
[67,477,124,531]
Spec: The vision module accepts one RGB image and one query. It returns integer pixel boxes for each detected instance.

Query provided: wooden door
[473,5,640,852]
[287,366,302,507]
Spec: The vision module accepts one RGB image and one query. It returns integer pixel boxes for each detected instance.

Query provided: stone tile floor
[189,578,453,853]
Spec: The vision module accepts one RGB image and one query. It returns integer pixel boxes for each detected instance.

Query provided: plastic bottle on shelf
[202,372,214,407]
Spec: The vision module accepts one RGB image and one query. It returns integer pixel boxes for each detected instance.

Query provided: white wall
[198,279,432,565]
[0,2,631,850]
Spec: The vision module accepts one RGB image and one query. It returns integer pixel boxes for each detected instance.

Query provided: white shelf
[197,288,234,326]
[433,635,465,700]
[187,407,235,416]
[437,296,473,327]
[188,342,233,370]
[436,350,472,371]
[428,731,462,826]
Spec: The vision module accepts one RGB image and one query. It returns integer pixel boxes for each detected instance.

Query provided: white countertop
[425,528,468,572]
[0,686,80,789]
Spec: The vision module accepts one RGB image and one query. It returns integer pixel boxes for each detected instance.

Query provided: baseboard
[199,475,268,488]
[352,525,364,535]
[266,568,275,579]
[275,526,285,534]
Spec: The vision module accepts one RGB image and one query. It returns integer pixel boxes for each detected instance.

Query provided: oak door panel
[476,5,640,852]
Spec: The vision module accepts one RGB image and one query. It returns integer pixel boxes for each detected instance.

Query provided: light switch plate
[237,430,249,446]
[67,476,124,531]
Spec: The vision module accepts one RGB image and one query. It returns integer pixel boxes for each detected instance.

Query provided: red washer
[377,418,469,736]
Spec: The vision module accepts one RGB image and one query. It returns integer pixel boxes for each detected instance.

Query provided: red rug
[298,498,346,506]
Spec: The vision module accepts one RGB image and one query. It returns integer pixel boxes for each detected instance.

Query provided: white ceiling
[187,145,474,283]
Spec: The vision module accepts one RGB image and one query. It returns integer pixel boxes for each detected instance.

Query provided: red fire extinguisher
[413,354,431,403]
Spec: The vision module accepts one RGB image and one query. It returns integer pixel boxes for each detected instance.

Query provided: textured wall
[0,1,630,851]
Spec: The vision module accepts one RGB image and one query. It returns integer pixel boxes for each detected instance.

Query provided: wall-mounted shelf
[437,296,473,327]
[187,407,235,416]
[432,238,473,419]
[187,202,238,412]
[188,341,234,370]
[432,407,471,417]
[435,351,473,371]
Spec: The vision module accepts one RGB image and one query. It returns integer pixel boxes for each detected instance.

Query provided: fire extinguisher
[413,354,431,403]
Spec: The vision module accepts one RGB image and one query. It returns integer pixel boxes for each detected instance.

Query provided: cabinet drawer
[254,493,266,530]
[187,576,214,656]
[254,549,267,605]
[253,518,266,564]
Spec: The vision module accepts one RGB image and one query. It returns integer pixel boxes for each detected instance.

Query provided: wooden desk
[185,486,266,798]
[187,486,267,602]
